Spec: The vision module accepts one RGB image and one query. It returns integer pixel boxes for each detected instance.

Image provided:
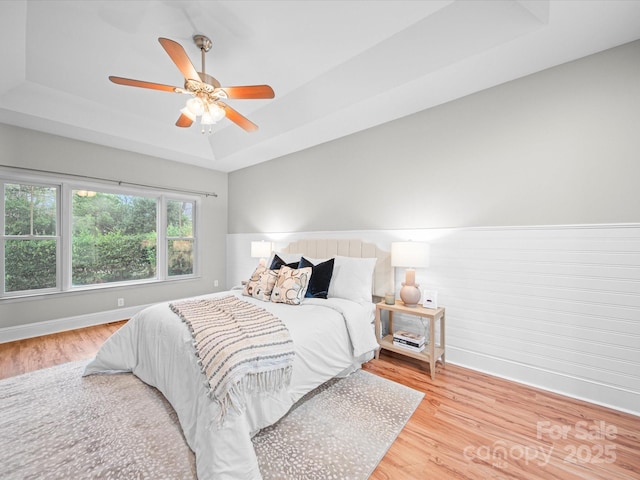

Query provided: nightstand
[374,301,445,380]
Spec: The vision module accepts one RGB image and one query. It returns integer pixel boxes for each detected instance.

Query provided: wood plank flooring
[1,323,638,479]
[0,321,126,379]
[364,353,640,480]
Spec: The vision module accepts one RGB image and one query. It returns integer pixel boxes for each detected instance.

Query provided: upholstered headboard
[281,239,392,298]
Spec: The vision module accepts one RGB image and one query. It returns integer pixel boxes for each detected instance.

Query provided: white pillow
[328,256,377,304]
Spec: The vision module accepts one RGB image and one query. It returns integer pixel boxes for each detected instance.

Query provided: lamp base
[399,284,421,307]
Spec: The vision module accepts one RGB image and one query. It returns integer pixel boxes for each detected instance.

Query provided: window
[1,174,199,298]
[167,200,195,277]
[72,190,157,286]
[3,183,58,293]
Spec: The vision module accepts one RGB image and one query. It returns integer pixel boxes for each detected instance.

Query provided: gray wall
[0,124,228,329]
[226,40,640,415]
[228,40,640,233]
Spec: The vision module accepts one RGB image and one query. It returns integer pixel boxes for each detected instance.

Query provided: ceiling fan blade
[109,76,184,93]
[158,37,200,81]
[220,85,275,100]
[176,113,194,128]
[218,102,258,132]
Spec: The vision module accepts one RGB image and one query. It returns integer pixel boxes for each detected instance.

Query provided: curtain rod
[0,165,218,198]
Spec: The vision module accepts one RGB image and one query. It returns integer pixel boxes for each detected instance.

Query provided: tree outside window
[167,200,194,276]
[3,183,58,292]
[72,191,157,286]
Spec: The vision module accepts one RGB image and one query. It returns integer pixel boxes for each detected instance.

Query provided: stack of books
[393,330,425,353]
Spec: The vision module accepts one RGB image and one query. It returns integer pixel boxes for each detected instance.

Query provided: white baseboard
[0,305,149,344]
[447,347,640,418]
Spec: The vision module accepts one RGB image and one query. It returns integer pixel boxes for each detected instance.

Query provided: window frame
[1,171,200,300]
[1,180,61,296]
[166,198,197,278]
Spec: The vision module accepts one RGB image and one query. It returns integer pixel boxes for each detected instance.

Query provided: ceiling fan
[109,35,274,134]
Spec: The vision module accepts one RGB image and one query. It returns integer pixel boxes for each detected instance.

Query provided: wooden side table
[374,300,445,380]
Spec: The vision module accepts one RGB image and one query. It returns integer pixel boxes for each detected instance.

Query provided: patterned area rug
[253,369,424,479]
[0,361,423,479]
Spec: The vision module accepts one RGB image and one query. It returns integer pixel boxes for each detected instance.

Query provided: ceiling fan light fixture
[210,103,225,122]
[198,102,225,135]
[186,97,205,116]
[201,111,214,125]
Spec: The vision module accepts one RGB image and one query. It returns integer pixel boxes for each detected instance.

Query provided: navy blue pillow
[269,254,299,271]
[299,256,334,299]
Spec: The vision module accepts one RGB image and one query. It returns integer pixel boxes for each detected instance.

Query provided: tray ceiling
[1,1,639,172]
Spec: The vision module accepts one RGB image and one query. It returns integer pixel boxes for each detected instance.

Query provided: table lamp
[251,241,273,266]
[391,241,430,307]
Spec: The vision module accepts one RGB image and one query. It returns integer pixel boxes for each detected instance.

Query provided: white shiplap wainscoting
[427,225,640,416]
[228,224,640,415]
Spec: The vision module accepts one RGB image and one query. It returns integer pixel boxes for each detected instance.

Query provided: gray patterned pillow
[270,266,312,305]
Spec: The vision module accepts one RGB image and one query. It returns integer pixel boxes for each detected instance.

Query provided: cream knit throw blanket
[170,296,295,423]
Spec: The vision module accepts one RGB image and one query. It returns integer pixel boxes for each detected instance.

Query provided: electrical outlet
[117,298,125,307]
[214,280,219,287]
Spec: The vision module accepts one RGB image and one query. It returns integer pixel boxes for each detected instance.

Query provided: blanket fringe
[212,366,293,426]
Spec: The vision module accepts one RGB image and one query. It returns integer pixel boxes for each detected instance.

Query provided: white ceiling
[1,1,639,173]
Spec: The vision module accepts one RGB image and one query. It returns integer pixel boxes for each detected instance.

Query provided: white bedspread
[83,290,377,480]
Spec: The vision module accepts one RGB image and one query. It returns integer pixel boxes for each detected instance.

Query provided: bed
[83,239,391,480]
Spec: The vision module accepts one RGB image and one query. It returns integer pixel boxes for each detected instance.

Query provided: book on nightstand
[393,330,425,349]
[392,340,425,353]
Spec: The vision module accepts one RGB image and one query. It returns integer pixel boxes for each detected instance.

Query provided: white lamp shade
[210,103,226,121]
[186,97,205,116]
[391,242,430,268]
[201,111,214,125]
[251,241,273,259]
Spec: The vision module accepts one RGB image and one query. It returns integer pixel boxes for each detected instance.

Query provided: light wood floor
[0,321,126,379]
[1,323,638,479]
